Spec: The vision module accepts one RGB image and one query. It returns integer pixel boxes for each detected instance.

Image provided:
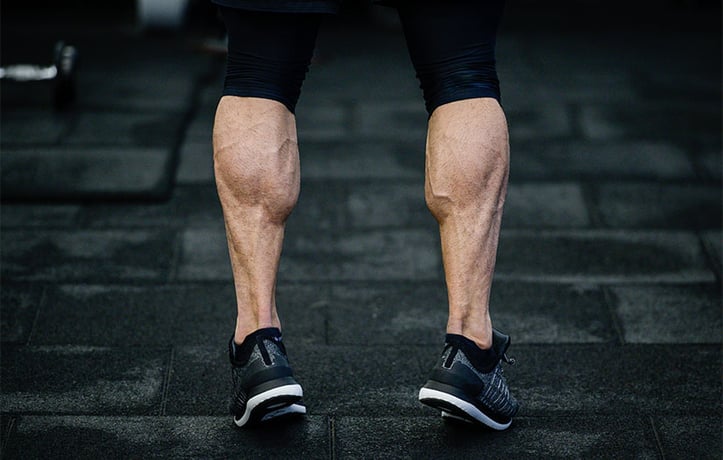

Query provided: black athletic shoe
[418,329,519,431]
[229,328,305,427]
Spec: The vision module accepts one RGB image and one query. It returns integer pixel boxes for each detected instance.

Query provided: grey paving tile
[509,140,697,181]
[354,101,427,142]
[1,147,174,200]
[296,103,351,141]
[175,228,232,281]
[30,284,237,346]
[175,140,214,184]
[79,185,223,229]
[504,183,591,228]
[502,70,638,105]
[611,284,722,343]
[165,344,427,417]
[335,416,659,460]
[326,282,448,345]
[656,416,722,460]
[183,112,214,142]
[0,110,70,146]
[0,346,167,414]
[701,229,721,274]
[344,182,431,229]
[0,204,80,228]
[0,415,14,458]
[177,228,442,282]
[294,345,428,417]
[494,230,715,283]
[508,344,720,416]
[696,149,722,181]
[596,183,722,229]
[288,181,347,231]
[287,229,442,281]
[77,70,197,112]
[0,229,176,282]
[507,104,573,141]
[579,104,720,144]
[0,284,44,345]
[299,141,425,180]
[163,346,229,415]
[326,282,616,345]
[64,112,185,147]
[3,415,329,460]
[492,282,617,343]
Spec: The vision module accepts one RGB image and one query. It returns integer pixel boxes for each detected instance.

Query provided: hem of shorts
[212,0,339,14]
[221,89,297,114]
[427,91,502,118]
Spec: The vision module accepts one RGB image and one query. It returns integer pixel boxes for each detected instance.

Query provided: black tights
[220,1,505,115]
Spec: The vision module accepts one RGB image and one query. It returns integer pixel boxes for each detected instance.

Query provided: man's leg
[397,1,519,430]
[425,98,509,350]
[214,96,299,345]
[213,7,322,427]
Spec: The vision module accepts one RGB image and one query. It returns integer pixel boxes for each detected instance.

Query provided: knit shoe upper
[419,329,519,430]
[229,328,304,427]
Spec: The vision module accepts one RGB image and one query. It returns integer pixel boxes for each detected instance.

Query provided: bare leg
[425,98,510,350]
[213,96,300,345]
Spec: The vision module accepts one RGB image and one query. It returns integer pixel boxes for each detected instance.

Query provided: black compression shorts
[217,0,505,115]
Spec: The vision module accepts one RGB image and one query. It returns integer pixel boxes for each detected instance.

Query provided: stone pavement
[1,1,721,458]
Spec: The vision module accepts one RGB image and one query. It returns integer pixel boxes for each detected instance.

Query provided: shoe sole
[418,387,512,431]
[234,384,304,428]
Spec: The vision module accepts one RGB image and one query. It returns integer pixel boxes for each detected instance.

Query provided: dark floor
[1,1,721,458]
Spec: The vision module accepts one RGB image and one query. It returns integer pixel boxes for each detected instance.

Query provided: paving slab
[0,203,80,228]
[504,183,591,228]
[165,344,428,418]
[175,140,215,184]
[0,345,167,415]
[506,104,574,141]
[0,229,176,282]
[508,140,697,181]
[325,281,617,345]
[79,185,223,229]
[701,230,722,274]
[508,344,720,416]
[0,283,44,345]
[334,415,660,460]
[3,415,329,460]
[494,230,715,283]
[298,141,425,180]
[579,103,720,146]
[0,110,71,145]
[29,282,324,346]
[595,183,722,229]
[1,146,175,200]
[610,284,722,343]
[655,416,722,460]
[177,227,442,282]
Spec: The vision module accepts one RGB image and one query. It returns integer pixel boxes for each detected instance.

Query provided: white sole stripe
[418,387,512,431]
[234,384,303,427]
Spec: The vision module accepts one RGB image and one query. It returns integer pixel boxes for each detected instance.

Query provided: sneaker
[418,328,519,431]
[229,328,305,427]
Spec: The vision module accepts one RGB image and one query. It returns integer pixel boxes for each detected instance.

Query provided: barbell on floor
[0,41,78,110]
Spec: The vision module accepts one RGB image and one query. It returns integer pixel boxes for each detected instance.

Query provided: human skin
[213,95,509,350]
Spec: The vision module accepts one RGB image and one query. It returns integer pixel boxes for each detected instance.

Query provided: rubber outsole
[418,387,512,431]
[234,384,304,427]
